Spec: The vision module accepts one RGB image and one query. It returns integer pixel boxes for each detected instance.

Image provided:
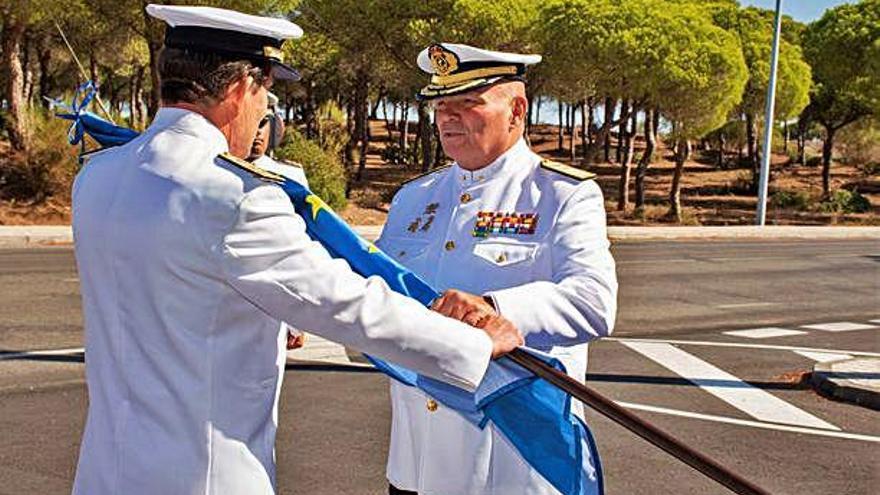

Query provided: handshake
[431,289,524,359]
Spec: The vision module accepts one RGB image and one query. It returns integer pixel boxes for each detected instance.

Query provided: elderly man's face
[433,83,523,170]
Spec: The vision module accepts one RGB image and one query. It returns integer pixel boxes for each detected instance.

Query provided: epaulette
[399,165,452,188]
[540,159,596,181]
[217,152,285,184]
[277,158,304,169]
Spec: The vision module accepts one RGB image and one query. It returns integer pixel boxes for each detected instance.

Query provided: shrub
[805,155,822,168]
[0,109,79,203]
[770,190,812,211]
[819,190,871,214]
[275,130,347,211]
[315,101,349,156]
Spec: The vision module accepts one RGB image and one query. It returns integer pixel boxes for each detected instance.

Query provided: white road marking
[801,322,877,332]
[607,337,880,358]
[723,327,806,339]
[793,350,853,363]
[716,303,780,309]
[617,401,880,444]
[871,319,880,325]
[621,342,839,431]
[0,347,84,361]
[286,334,371,367]
[617,258,698,265]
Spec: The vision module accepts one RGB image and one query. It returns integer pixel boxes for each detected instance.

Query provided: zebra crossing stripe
[621,342,839,431]
[793,350,853,363]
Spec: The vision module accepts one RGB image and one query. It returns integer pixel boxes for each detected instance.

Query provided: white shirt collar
[149,107,229,155]
[452,138,530,187]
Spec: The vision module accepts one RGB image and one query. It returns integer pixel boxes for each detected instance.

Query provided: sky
[740,0,856,22]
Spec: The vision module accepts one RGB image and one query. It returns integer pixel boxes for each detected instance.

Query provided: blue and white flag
[56,87,604,495]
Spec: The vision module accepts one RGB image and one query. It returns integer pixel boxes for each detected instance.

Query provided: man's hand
[432,289,497,327]
[478,315,524,358]
[286,331,306,350]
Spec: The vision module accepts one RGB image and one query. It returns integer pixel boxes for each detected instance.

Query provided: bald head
[432,81,529,170]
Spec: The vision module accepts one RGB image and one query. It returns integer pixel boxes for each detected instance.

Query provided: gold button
[460,193,472,203]
[426,399,438,412]
[496,253,507,263]
[445,240,456,251]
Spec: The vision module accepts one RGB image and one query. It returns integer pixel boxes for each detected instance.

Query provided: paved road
[0,240,878,494]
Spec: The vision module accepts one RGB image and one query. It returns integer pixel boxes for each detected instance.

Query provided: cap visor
[271,62,300,81]
[417,77,503,101]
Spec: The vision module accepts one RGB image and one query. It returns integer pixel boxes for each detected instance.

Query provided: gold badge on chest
[407,203,441,234]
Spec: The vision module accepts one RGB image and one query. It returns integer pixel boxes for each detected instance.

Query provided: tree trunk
[38,37,52,109]
[569,103,577,162]
[796,118,806,165]
[717,132,726,169]
[617,103,636,211]
[22,31,35,107]
[668,138,690,222]
[557,101,564,151]
[418,101,433,172]
[527,94,534,135]
[433,124,444,167]
[2,18,29,151]
[355,75,369,181]
[580,100,588,153]
[603,97,613,162]
[616,101,626,163]
[400,99,410,165]
[821,124,835,197]
[634,108,655,211]
[746,112,759,194]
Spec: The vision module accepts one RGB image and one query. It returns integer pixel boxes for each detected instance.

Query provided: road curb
[811,357,880,411]
[1,225,879,248]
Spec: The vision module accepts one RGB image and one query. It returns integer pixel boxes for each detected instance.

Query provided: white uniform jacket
[377,138,618,495]
[71,108,493,495]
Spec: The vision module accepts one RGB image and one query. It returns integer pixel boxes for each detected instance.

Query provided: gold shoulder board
[279,159,304,169]
[540,159,596,181]
[217,152,285,184]
[400,165,452,187]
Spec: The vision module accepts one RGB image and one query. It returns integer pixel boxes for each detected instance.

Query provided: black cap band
[164,26,283,64]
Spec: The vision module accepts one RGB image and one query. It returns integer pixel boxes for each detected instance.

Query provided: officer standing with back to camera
[70,6,523,495]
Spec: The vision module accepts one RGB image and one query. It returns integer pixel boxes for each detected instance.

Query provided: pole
[506,348,771,495]
[756,0,783,225]
[54,22,116,124]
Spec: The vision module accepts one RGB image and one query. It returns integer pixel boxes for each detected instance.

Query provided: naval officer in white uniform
[377,43,618,495]
[71,8,523,495]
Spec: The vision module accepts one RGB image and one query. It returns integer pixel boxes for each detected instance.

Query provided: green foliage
[770,190,812,210]
[803,0,880,127]
[805,155,823,168]
[819,190,871,213]
[315,100,350,156]
[0,109,79,202]
[275,131,348,211]
[539,0,748,138]
[836,117,880,166]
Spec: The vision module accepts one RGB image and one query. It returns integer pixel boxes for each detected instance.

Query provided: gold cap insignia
[428,44,458,77]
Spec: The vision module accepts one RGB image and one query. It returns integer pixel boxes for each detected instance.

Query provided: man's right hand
[477,315,524,358]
